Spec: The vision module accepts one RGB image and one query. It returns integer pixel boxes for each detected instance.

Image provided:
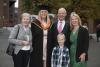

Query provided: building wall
[0,0,4,27]
[0,0,16,27]
[3,0,9,26]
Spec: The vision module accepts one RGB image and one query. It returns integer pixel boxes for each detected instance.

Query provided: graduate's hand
[79,53,86,62]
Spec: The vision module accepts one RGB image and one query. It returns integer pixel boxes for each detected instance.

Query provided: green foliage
[23,0,31,12]
[20,0,100,19]
[60,0,100,20]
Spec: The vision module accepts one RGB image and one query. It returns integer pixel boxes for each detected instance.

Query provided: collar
[58,20,65,23]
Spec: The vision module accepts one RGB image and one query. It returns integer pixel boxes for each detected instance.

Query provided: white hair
[21,13,31,18]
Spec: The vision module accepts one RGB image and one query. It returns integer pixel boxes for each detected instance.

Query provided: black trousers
[12,50,30,67]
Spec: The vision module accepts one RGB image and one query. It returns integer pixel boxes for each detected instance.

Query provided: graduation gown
[29,19,52,67]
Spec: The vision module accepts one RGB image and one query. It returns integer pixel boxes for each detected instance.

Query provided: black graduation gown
[29,19,52,67]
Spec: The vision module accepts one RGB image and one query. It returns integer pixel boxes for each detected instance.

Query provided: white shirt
[21,26,31,50]
[43,30,48,60]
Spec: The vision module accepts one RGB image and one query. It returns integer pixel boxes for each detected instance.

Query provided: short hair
[58,8,67,14]
[21,13,31,18]
[57,33,65,40]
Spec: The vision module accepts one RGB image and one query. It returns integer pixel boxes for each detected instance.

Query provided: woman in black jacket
[69,12,89,67]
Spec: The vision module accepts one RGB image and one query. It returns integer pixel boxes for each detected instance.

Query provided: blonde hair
[37,10,51,29]
[38,10,50,22]
[70,12,82,30]
[57,33,65,40]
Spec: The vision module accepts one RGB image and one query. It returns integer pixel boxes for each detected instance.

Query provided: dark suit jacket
[51,20,70,48]
[47,20,70,67]
[75,26,89,62]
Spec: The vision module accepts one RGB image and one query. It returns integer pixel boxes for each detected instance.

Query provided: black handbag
[6,43,15,56]
[6,25,20,56]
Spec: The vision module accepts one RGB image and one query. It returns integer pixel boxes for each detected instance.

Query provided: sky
[15,0,18,8]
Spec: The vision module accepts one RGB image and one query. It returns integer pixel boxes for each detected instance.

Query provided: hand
[21,41,29,45]
[79,53,86,62]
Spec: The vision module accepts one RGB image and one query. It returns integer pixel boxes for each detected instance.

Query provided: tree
[19,0,100,19]
[19,0,33,14]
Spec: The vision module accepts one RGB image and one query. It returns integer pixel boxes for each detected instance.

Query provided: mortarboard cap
[38,4,49,11]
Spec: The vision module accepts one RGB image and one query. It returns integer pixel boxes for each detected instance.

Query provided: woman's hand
[79,53,86,62]
[21,41,30,45]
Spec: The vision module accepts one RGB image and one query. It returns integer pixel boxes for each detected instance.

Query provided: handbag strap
[15,25,20,39]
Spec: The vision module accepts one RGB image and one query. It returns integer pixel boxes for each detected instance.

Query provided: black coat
[47,20,70,67]
[50,20,70,48]
[29,19,52,67]
[96,27,100,37]
[74,27,89,62]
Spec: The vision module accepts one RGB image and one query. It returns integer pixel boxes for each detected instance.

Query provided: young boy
[51,33,70,67]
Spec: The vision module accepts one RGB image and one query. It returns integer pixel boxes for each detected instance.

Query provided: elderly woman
[8,13,32,67]
[70,12,89,67]
[29,5,52,67]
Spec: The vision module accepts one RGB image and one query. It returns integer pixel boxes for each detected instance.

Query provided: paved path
[88,36,100,67]
[0,29,13,67]
[0,28,100,67]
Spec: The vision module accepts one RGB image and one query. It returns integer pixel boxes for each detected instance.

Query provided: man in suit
[47,8,70,67]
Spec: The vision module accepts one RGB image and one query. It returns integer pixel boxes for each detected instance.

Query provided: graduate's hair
[38,10,49,22]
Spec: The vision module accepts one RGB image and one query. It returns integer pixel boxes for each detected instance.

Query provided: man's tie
[58,22,62,33]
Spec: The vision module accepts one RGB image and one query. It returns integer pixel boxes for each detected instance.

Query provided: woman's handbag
[6,25,20,56]
[6,43,15,56]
